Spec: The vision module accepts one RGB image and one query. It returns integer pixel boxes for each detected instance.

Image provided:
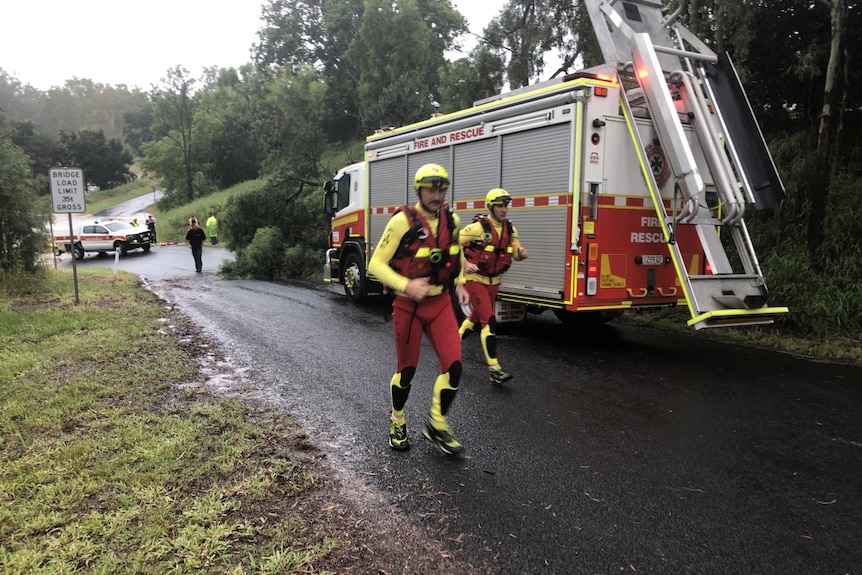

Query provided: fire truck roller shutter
[452,138,499,207]
[368,157,409,257]
[497,122,572,300]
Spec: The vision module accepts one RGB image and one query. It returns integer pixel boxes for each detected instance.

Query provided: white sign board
[50,167,86,213]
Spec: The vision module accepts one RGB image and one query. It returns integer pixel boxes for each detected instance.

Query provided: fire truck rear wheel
[73,243,85,260]
[341,251,367,303]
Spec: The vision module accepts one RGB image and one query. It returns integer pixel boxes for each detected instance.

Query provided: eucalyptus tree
[347,0,466,131]
[123,104,154,156]
[317,0,365,140]
[479,0,583,88]
[253,0,325,70]
[194,65,268,190]
[219,65,332,279]
[438,45,506,113]
[254,0,465,136]
[262,64,330,182]
[807,0,854,272]
[146,66,197,204]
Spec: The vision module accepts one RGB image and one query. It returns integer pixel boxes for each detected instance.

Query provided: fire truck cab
[324,0,788,330]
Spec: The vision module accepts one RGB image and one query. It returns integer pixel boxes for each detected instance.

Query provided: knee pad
[488,316,498,332]
[396,366,416,388]
[391,366,416,412]
[444,360,462,388]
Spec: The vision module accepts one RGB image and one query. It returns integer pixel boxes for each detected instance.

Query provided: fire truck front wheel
[341,251,367,303]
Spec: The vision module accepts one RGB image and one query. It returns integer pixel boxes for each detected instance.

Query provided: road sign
[50,167,86,213]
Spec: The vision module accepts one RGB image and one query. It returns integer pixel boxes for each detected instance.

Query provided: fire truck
[323,0,788,330]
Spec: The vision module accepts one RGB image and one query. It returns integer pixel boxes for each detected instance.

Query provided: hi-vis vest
[390,205,461,286]
[464,215,514,277]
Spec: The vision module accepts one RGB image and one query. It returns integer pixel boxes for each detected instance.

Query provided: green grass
[0,269,342,574]
[617,306,862,366]
[151,179,268,246]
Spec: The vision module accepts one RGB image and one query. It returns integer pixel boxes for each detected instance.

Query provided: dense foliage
[0,118,49,273]
[1,0,859,343]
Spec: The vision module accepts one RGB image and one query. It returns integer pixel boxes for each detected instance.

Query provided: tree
[59,130,134,190]
[263,65,330,180]
[347,0,465,131]
[438,47,505,114]
[0,117,49,273]
[195,66,268,188]
[253,0,325,70]
[8,119,63,195]
[1,71,149,146]
[123,104,154,156]
[150,67,196,203]
[808,0,849,272]
[317,0,366,141]
[478,0,580,88]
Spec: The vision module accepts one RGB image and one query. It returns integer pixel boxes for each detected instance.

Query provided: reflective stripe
[482,245,513,253]
[468,274,502,286]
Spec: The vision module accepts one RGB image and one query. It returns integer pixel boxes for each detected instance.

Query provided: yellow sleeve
[459,220,483,245]
[510,224,524,260]
[367,212,411,293]
[451,212,467,286]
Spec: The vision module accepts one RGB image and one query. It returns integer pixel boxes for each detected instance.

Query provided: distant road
[92,188,164,218]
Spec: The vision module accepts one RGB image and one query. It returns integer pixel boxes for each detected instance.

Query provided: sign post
[49,167,86,305]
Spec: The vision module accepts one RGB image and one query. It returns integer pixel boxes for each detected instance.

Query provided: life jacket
[390,205,461,286]
[464,214,514,277]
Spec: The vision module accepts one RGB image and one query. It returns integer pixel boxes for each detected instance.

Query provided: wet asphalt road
[56,244,862,575]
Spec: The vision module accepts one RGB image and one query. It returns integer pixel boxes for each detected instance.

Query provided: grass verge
[617,307,862,366]
[0,269,343,574]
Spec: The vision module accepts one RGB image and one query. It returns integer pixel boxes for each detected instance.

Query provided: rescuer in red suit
[459,188,529,385]
[368,163,470,457]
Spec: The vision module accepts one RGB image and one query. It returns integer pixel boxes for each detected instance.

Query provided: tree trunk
[807,0,845,272]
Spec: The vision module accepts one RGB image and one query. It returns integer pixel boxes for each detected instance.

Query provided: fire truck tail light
[594,86,608,97]
[585,243,598,296]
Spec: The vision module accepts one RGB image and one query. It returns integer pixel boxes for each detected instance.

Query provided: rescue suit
[367,203,466,433]
[458,213,525,373]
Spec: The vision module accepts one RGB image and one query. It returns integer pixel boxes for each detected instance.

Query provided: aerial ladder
[584,0,788,328]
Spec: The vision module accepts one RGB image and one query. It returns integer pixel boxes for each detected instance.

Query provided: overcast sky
[1,0,504,91]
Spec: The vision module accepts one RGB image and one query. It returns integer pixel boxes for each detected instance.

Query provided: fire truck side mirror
[323,182,337,216]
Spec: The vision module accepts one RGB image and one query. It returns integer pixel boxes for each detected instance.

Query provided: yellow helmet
[486,188,511,208]
[414,163,450,191]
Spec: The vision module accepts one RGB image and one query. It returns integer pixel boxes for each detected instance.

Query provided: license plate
[494,301,525,323]
[640,254,664,265]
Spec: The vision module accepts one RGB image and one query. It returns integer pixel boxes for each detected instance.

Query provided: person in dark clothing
[185,218,207,272]
[146,215,157,243]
